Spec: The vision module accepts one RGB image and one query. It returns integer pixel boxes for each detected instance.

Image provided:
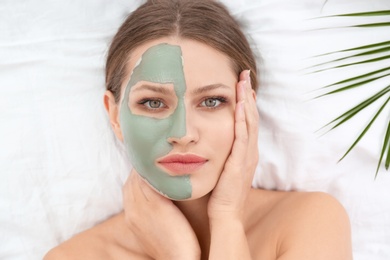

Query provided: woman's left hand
[208,69,259,222]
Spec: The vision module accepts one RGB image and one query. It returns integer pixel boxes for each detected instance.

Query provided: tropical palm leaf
[338,95,390,162]
[311,10,390,177]
[377,121,390,176]
[332,11,390,17]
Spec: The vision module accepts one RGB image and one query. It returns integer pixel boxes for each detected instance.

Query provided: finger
[236,78,246,104]
[135,171,175,209]
[226,100,248,169]
[238,70,258,129]
[123,169,154,204]
[239,71,259,179]
[237,71,258,161]
[240,70,259,148]
[241,70,259,133]
[122,169,137,211]
[134,172,157,202]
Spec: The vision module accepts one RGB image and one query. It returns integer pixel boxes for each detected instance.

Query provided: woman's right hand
[122,169,200,260]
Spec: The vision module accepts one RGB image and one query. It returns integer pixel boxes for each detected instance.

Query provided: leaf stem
[339,96,390,162]
[376,120,390,178]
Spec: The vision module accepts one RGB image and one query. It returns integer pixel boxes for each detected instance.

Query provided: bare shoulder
[43,213,146,260]
[275,191,351,225]
[43,227,110,260]
[279,191,352,259]
[44,247,68,260]
[246,190,352,260]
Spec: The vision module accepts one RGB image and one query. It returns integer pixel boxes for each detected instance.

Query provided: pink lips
[158,154,208,175]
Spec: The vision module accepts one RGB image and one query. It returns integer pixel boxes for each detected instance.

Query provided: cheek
[205,112,235,158]
[218,120,235,156]
[124,115,173,162]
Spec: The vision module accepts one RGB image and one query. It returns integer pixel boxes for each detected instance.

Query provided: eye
[148,100,163,109]
[139,99,166,110]
[200,97,226,108]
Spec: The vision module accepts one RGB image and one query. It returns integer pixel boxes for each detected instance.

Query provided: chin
[141,167,220,201]
[159,183,215,201]
[184,178,217,200]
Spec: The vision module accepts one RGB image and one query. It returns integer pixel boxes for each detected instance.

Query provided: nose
[166,101,199,146]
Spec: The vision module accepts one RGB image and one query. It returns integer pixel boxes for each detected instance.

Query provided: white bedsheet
[1,0,389,259]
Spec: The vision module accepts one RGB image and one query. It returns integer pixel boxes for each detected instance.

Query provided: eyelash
[136,96,229,111]
[200,96,228,109]
[137,98,167,111]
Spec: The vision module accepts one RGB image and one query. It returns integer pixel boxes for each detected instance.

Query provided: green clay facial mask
[120,43,191,200]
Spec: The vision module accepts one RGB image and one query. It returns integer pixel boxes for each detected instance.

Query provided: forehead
[123,37,237,91]
[128,43,185,85]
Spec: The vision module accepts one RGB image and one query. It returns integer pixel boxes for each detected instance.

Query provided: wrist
[161,250,201,260]
[208,209,244,225]
[210,217,245,233]
[209,218,251,260]
[151,225,201,260]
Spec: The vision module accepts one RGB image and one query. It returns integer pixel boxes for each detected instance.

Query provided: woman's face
[118,37,237,200]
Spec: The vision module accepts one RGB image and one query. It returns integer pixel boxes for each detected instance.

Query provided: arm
[208,70,259,259]
[122,170,200,260]
[44,171,201,260]
[209,218,252,260]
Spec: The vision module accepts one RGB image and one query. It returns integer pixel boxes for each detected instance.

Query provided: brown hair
[106,0,258,103]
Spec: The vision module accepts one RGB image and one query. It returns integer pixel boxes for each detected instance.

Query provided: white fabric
[0,0,389,259]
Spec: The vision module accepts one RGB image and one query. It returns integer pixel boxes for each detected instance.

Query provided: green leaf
[317,73,390,98]
[311,45,390,69]
[311,54,390,73]
[385,128,390,170]
[324,85,390,131]
[326,11,390,17]
[376,120,390,178]
[339,96,390,162]
[322,67,390,88]
[354,22,390,28]
[313,41,390,57]
[311,9,390,175]
[309,23,390,31]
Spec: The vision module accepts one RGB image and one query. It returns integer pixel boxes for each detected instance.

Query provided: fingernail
[246,70,251,82]
[244,70,251,90]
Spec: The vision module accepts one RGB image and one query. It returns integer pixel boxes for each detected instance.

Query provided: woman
[45,0,352,259]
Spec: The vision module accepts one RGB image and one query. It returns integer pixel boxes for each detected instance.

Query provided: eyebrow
[132,83,174,95]
[192,84,231,95]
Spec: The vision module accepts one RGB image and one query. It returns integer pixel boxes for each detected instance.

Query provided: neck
[173,193,211,259]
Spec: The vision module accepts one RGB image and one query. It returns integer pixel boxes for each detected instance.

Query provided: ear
[104,91,124,142]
